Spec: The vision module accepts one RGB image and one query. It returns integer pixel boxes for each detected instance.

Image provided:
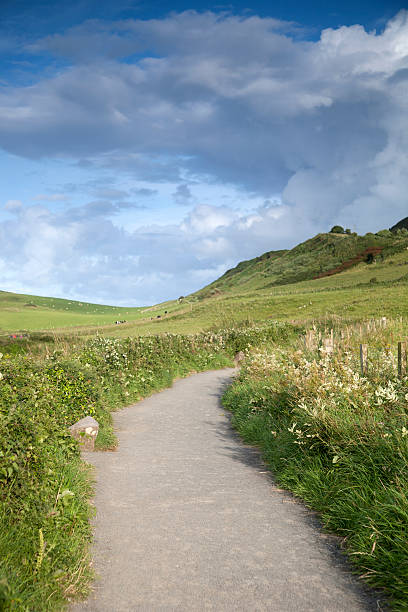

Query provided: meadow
[2,230,408,338]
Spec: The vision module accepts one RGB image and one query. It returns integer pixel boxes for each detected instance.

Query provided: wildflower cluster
[242,343,408,456]
[223,322,408,607]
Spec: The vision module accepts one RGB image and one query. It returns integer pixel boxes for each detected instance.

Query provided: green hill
[193,230,408,299]
[2,225,408,336]
[0,291,146,335]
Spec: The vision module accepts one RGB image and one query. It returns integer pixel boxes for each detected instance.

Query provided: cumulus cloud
[0,199,304,304]
[1,12,407,201]
[1,10,408,302]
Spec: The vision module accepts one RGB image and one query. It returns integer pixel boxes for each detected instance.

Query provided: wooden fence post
[398,342,407,379]
[305,329,316,350]
[360,344,368,375]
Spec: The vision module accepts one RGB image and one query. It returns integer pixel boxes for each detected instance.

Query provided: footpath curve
[72,368,378,612]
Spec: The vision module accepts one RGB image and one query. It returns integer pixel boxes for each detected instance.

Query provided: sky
[1,0,408,305]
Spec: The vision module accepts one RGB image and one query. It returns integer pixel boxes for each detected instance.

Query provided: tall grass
[222,318,408,610]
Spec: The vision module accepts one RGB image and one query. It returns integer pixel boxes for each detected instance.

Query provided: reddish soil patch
[313,247,383,280]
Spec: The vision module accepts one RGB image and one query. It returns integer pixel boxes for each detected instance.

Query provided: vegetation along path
[73,369,378,612]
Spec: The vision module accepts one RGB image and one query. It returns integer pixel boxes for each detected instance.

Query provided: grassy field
[0,290,179,334]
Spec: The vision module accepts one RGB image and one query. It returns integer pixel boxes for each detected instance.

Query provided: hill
[193,229,408,298]
[390,216,408,232]
[0,291,145,335]
[2,226,408,336]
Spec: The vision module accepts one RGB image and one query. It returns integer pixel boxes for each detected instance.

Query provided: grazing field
[0,290,176,333]
[2,230,408,338]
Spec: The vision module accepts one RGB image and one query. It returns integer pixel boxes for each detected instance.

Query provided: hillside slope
[0,291,145,334]
[2,226,408,335]
[193,231,408,299]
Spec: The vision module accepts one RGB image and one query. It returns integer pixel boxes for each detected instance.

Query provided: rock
[234,351,245,367]
[69,416,99,451]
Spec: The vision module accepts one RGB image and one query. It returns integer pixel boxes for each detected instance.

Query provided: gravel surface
[72,368,380,612]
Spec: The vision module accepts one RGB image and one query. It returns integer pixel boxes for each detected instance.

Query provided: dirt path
[72,369,378,611]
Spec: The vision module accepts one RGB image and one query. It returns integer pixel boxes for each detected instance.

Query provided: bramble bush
[223,328,408,610]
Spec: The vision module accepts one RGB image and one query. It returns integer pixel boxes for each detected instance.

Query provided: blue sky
[1,0,408,305]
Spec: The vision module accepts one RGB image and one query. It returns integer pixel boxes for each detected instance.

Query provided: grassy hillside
[194,230,408,297]
[2,228,408,337]
[0,291,179,334]
[109,230,408,335]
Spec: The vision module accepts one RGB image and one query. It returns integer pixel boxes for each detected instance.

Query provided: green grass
[3,230,408,337]
[2,227,408,609]
[222,320,408,610]
[0,290,180,333]
[1,321,299,609]
[0,452,94,610]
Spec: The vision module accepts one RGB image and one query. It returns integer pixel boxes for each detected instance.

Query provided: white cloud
[1,11,408,302]
[33,193,69,202]
[0,199,300,304]
[4,199,23,212]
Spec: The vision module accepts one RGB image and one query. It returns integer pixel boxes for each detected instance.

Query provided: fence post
[305,329,316,350]
[360,344,368,375]
[398,342,407,379]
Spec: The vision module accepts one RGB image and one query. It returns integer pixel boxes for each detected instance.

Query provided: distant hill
[192,229,408,299]
[390,217,408,232]
[0,290,147,335]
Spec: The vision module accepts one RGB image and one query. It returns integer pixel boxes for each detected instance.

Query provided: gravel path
[72,368,379,612]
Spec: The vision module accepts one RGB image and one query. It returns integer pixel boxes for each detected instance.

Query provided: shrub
[0,321,299,608]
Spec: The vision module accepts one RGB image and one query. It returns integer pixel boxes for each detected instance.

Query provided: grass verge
[222,320,408,610]
[0,321,298,609]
